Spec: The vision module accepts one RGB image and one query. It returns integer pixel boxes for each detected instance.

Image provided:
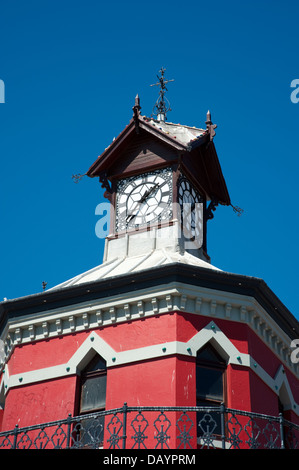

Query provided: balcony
[0,404,298,449]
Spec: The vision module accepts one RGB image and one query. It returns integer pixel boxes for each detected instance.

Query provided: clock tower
[87,86,230,271]
[1,70,299,450]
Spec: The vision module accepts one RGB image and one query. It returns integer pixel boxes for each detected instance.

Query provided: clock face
[116,168,173,231]
[178,176,203,244]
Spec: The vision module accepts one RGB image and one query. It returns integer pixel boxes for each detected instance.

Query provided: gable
[107,129,179,179]
[87,115,231,205]
[87,117,186,178]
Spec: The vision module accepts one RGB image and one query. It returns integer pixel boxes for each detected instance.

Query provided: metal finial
[132,94,141,133]
[134,94,141,112]
[206,110,212,125]
[42,281,47,291]
[205,110,217,141]
[150,67,174,121]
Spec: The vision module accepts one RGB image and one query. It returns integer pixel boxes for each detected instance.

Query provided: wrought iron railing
[0,404,299,449]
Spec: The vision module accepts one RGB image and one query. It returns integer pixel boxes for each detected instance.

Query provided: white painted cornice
[0,282,297,381]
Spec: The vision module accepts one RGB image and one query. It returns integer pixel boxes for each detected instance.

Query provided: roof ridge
[141,115,205,131]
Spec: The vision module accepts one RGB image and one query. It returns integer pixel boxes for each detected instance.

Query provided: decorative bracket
[206,198,219,221]
[99,171,113,201]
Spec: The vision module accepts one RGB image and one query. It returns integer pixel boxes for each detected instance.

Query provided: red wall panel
[8,333,90,375]
[97,312,178,352]
[106,356,177,409]
[2,376,77,431]
[226,364,251,410]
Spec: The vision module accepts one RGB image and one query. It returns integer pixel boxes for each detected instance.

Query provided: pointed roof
[87,112,231,206]
[86,115,201,174]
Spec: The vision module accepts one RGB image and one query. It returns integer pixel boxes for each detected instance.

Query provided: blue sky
[0,0,298,319]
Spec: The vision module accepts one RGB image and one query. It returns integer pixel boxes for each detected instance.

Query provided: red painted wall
[104,354,196,449]
[2,376,77,431]
[249,371,278,415]
[101,312,178,352]
[105,354,196,410]
[226,364,252,410]
[285,369,299,405]
[8,333,90,375]
[1,310,298,449]
[106,356,177,409]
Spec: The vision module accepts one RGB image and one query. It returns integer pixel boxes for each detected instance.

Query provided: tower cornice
[1,263,298,342]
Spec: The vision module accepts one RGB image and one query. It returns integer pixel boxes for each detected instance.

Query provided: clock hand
[126,184,159,222]
[126,191,148,222]
[138,183,159,203]
[126,207,139,222]
[126,195,152,222]
[132,186,160,222]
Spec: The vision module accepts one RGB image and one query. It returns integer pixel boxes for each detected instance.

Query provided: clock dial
[116,168,172,231]
[178,176,203,244]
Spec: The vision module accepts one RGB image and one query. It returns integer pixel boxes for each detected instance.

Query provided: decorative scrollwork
[150,67,174,121]
[1,405,299,450]
[16,432,32,449]
[131,411,149,449]
[34,428,50,449]
[99,171,113,201]
[176,412,194,449]
[226,413,243,449]
[72,173,86,184]
[198,412,217,449]
[71,417,104,449]
[0,434,14,448]
[50,425,67,449]
[85,418,104,448]
[71,422,84,448]
[262,420,280,449]
[244,418,261,449]
[106,414,123,449]
[154,412,171,449]
[206,198,219,221]
[285,422,299,449]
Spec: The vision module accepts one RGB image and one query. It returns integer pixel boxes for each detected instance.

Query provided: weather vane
[150,67,174,121]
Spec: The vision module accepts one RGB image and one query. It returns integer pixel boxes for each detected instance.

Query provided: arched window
[76,354,107,448]
[79,354,107,414]
[196,343,226,436]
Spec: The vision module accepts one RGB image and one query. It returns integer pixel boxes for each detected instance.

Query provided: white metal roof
[145,118,205,146]
[49,249,220,291]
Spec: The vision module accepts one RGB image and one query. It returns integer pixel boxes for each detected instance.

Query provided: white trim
[1,282,297,380]
[187,321,243,364]
[2,324,299,416]
[8,364,70,389]
[68,333,116,370]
